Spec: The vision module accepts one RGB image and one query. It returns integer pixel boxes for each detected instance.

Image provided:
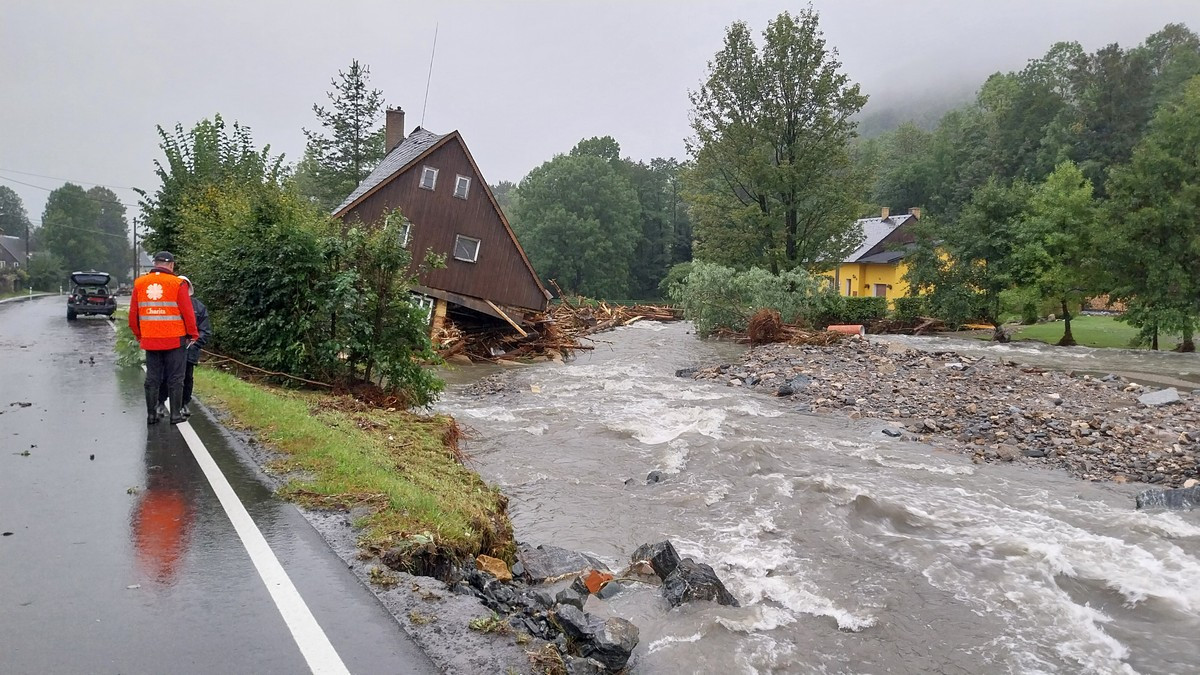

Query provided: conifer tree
[300,60,387,211]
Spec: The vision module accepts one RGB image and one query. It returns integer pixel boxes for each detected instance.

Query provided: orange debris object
[476,554,513,582]
[583,569,614,594]
[826,324,866,336]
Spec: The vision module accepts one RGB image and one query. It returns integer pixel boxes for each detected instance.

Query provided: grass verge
[1012,314,1180,350]
[192,367,514,571]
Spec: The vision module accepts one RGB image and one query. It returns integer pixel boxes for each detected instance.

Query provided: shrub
[812,295,889,326]
[840,297,889,324]
[891,296,928,323]
[177,182,444,406]
[667,261,833,336]
[658,261,693,300]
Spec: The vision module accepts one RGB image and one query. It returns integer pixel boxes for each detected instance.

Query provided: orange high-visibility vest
[133,271,187,341]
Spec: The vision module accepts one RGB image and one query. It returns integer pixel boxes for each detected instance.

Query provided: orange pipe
[826,324,865,336]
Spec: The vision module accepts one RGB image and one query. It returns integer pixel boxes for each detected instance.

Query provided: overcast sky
[3,0,1198,229]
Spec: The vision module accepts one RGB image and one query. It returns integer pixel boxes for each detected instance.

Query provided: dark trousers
[159,362,195,406]
[145,347,187,417]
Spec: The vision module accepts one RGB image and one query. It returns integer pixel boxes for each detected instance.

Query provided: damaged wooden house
[333,107,551,352]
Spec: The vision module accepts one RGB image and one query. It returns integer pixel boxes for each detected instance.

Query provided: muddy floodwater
[438,323,1200,674]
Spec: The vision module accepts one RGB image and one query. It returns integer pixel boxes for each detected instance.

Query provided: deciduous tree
[1107,74,1200,351]
[512,139,641,298]
[0,186,32,240]
[686,9,869,272]
[1016,162,1100,346]
[39,183,104,274]
[137,115,283,256]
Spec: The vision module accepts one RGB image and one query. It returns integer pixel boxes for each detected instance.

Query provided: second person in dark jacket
[157,276,212,418]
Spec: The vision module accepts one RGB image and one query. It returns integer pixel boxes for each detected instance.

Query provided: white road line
[177,422,350,675]
[137,361,349,674]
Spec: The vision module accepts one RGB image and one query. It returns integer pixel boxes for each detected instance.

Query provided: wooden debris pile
[868,317,949,335]
[715,309,847,347]
[434,295,680,363]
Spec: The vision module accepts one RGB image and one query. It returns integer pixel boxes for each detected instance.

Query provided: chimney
[908,207,922,219]
[880,207,890,219]
[385,107,406,151]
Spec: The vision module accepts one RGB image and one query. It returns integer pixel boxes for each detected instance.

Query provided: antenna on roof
[421,22,439,127]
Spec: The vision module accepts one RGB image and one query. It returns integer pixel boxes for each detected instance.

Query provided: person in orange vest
[129,251,199,425]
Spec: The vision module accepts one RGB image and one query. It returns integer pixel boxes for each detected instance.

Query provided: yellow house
[825,207,921,303]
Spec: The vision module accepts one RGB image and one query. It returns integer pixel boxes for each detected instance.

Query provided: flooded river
[438,323,1200,674]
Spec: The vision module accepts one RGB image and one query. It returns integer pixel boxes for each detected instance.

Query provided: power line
[22,219,132,240]
[0,175,140,209]
[0,167,138,191]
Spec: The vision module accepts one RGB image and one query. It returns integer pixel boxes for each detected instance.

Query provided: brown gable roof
[332,129,549,308]
[333,128,448,216]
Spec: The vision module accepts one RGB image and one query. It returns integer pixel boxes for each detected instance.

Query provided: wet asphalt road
[0,296,438,675]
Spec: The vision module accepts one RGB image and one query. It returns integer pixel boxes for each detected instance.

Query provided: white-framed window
[399,222,412,247]
[410,292,435,324]
[454,175,471,200]
[453,234,480,263]
[419,166,438,190]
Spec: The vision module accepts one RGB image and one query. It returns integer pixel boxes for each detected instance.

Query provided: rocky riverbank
[681,336,1200,488]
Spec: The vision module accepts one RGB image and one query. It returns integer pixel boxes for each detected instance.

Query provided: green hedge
[891,296,927,323]
[812,295,889,327]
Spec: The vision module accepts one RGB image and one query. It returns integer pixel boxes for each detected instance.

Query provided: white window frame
[453,174,471,200]
[410,292,435,324]
[399,222,412,247]
[453,234,481,263]
[419,166,438,191]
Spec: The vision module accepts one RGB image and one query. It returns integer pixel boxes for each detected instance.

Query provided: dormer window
[453,234,480,263]
[454,175,471,200]
[419,166,438,190]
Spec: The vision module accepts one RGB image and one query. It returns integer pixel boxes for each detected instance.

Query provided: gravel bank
[683,337,1200,488]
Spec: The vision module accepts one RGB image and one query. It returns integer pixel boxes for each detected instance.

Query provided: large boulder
[584,616,640,671]
[1139,388,1181,407]
[552,605,639,672]
[517,544,609,583]
[661,558,739,607]
[630,540,681,580]
[1136,485,1200,510]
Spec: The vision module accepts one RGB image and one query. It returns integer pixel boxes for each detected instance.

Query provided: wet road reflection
[131,432,197,585]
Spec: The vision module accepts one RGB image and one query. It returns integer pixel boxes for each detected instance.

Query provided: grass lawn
[1012,314,1179,349]
[193,368,515,566]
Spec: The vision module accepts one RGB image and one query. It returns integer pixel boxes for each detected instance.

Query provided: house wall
[825,261,912,304]
[340,139,547,312]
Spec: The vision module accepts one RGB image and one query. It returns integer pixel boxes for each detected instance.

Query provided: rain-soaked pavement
[0,296,437,674]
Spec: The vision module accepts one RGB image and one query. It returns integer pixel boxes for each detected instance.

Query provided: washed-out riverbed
[438,323,1200,674]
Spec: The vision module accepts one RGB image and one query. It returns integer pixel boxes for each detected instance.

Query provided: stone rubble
[685,337,1200,488]
[448,539,737,672]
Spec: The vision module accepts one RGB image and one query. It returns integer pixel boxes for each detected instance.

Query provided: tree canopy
[0,186,32,239]
[137,115,283,257]
[297,60,387,211]
[686,9,869,273]
[38,183,128,278]
[512,137,641,299]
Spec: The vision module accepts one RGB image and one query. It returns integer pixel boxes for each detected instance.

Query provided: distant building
[0,234,26,270]
[131,250,154,281]
[0,235,27,293]
[333,107,549,331]
[825,208,921,301]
